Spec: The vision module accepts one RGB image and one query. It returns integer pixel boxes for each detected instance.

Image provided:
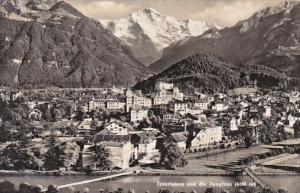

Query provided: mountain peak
[49,1,84,17]
[238,0,300,33]
[100,8,218,65]
[142,7,161,14]
[129,7,164,22]
[0,0,83,22]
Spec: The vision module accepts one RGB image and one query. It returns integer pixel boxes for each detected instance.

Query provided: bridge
[244,168,274,191]
[41,170,134,192]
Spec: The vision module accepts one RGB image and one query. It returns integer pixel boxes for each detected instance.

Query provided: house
[173,87,184,101]
[191,126,222,147]
[286,102,296,112]
[249,115,263,127]
[130,107,149,123]
[197,114,207,123]
[248,104,259,113]
[230,117,238,131]
[174,102,188,115]
[93,134,133,170]
[89,99,125,111]
[263,105,272,118]
[111,85,126,94]
[194,99,209,110]
[104,120,133,135]
[289,91,300,103]
[155,81,184,101]
[77,118,96,131]
[163,113,181,123]
[153,96,172,105]
[83,134,133,170]
[212,102,228,112]
[287,114,300,127]
[82,144,97,170]
[131,131,158,163]
[106,100,125,111]
[207,96,214,102]
[126,89,152,112]
[28,109,43,121]
[89,99,106,111]
[187,107,203,116]
[155,82,174,91]
[101,141,133,170]
[170,131,188,150]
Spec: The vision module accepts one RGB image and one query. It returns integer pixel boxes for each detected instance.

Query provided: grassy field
[177,145,272,174]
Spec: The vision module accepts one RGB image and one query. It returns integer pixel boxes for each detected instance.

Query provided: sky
[65,0,283,27]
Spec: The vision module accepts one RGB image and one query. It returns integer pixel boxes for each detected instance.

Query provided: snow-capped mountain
[100,8,218,65]
[149,1,300,76]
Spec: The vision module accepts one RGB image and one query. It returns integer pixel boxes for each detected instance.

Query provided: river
[1,175,299,193]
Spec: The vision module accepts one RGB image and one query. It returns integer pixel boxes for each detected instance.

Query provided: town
[0,81,300,193]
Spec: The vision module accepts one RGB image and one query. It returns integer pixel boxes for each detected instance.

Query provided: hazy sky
[65,0,283,27]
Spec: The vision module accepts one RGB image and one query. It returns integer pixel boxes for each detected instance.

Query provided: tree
[44,108,52,122]
[66,104,73,120]
[46,185,59,193]
[159,138,188,169]
[75,106,86,121]
[44,139,80,171]
[94,144,112,170]
[0,180,16,193]
[205,188,215,193]
[50,107,61,122]
[244,131,253,148]
[0,121,16,142]
[293,120,300,138]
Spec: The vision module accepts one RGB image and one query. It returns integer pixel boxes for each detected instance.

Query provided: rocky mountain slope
[149,1,300,76]
[134,53,292,94]
[100,8,218,65]
[0,0,150,88]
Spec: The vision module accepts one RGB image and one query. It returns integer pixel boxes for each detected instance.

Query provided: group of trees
[137,110,162,130]
[43,137,80,171]
[0,137,41,170]
[0,135,81,171]
[159,138,188,169]
[258,118,290,144]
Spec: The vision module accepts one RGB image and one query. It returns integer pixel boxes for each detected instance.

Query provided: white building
[154,81,184,101]
[174,102,188,115]
[104,120,133,135]
[191,126,222,147]
[155,81,174,91]
[103,141,133,170]
[212,102,228,112]
[263,106,272,118]
[130,108,149,123]
[194,99,209,110]
[153,96,172,105]
[89,99,106,110]
[126,89,152,112]
[288,114,300,127]
[230,117,238,131]
[107,100,125,110]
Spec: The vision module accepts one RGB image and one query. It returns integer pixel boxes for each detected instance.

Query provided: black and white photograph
[0,0,300,192]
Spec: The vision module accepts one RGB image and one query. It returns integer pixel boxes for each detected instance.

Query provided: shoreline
[1,170,299,177]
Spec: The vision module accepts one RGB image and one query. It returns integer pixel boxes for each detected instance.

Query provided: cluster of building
[1,82,300,171]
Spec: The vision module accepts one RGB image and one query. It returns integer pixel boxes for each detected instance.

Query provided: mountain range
[100,8,218,65]
[0,0,150,88]
[0,0,299,91]
[149,1,300,76]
